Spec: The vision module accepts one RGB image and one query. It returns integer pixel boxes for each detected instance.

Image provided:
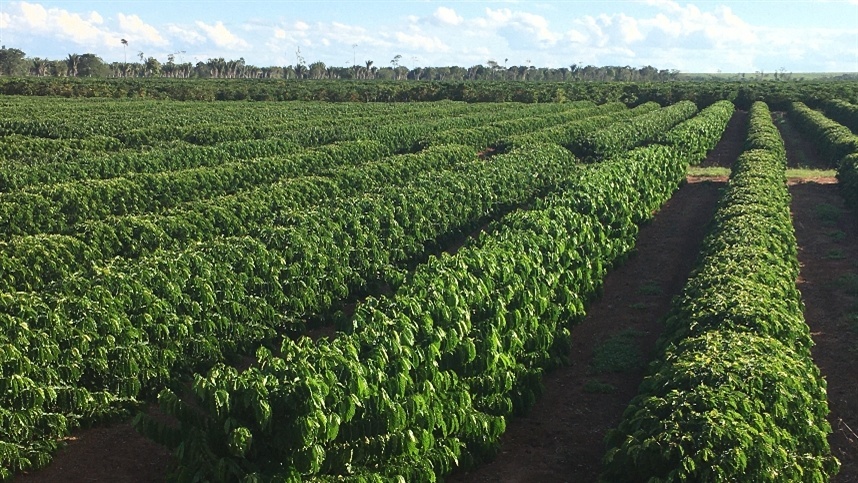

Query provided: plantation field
[0,92,856,481]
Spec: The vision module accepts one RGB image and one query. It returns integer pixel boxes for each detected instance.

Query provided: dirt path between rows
[448,111,745,482]
[791,182,858,482]
[447,180,724,483]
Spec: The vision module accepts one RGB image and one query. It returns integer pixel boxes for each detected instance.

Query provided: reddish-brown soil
[15,408,171,482]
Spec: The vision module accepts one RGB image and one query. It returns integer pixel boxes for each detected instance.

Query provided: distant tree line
[0,45,686,82]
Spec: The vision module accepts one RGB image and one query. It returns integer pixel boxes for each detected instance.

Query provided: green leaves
[603,102,839,481]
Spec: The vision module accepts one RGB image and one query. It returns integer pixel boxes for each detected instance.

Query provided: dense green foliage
[788,101,858,167]
[602,102,838,481]
[134,104,732,481]
[1,98,694,478]
[572,100,698,160]
[786,101,858,209]
[2,77,858,108]
[821,98,858,133]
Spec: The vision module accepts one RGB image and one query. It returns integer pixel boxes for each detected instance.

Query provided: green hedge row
[2,77,858,109]
[821,98,858,134]
[787,101,858,210]
[602,102,839,481]
[572,100,698,160]
[788,101,858,167]
[130,99,737,482]
[744,101,786,163]
[655,99,734,163]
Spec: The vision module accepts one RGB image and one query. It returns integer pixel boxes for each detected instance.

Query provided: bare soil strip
[791,183,858,482]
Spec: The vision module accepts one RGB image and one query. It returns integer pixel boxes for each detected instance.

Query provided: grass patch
[583,379,616,394]
[826,249,846,260]
[628,302,652,310]
[815,203,842,224]
[786,168,837,179]
[637,280,663,296]
[835,273,858,296]
[687,166,730,177]
[827,230,847,242]
[845,310,858,333]
[590,329,644,374]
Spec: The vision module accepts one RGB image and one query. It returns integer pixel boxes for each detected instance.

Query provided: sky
[0,0,856,73]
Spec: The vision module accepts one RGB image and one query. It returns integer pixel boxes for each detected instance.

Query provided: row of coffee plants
[821,98,858,134]
[0,140,594,478]
[744,101,787,162]
[572,100,698,160]
[0,97,482,140]
[134,103,734,481]
[494,102,658,153]
[655,99,734,162]
[787,102,858,167]
[3,77,858,107]
[0,102,595,235]
[0,101,575,189]
[787,102,858,210]
[0,102,662,287]
[415,102,626,150]
[602,101,839,481]
[0,144,478,293]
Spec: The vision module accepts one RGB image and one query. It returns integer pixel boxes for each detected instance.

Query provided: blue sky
[1,0,856,73]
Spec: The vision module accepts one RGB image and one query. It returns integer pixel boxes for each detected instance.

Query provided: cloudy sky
[0,0,856,73]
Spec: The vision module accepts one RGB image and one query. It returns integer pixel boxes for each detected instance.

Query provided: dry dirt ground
[16,109,858,482]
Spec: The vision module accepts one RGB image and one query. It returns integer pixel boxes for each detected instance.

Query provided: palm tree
[65,53,80,77]
[31,58,49,76]
[121,38,128,65]
[144,57,161,77]
[364,60,374,79]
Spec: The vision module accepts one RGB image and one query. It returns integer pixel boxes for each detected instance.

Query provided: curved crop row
[0,143,584,478]
[0,101,562,190]
[0,144,478,294]
[602,102,838,482]
[571,100,698,160]
[788,101,858,167]
[655,99,734,163]
[416,101,623,150]
[494,102,660,153]
[0,140,392,237]
[137,139,691,482]
[821,98,858,134]
[133,104,737,481]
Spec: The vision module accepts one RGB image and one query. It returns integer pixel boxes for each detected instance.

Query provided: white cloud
[433,7,463,26]
[394,31,450,53]
[471,8,562,49]
[2,1,178,54]
[167,24,206,44]
[118,14,167,46]
[19,2,48,28]
[195,21,250,50]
